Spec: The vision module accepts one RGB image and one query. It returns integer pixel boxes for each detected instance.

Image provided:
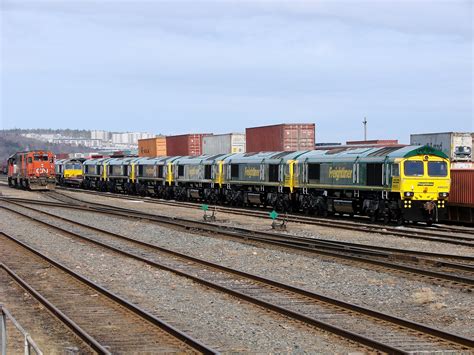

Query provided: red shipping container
[449,169,474,207]
[166,134,212,156]
[346,140,399,145]
[246,123,315,153]
[55,153,70,159]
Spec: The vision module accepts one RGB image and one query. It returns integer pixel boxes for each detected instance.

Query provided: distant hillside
[4,128,90,138]
[0,132,93,164]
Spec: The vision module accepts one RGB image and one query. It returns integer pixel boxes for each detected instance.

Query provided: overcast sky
[1,0,472,143]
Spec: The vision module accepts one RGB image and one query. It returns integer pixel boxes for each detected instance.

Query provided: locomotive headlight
[438,192,449,198]
[404,192,414,198]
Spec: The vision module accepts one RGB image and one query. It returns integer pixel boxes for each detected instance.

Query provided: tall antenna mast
[363,117,367,141]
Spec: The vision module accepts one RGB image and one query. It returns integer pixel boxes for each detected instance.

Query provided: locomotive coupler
[423,201,436,214]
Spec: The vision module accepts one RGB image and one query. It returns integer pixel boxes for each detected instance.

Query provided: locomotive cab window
[178,165,184,177]
[204,165,212,179]
[428,161,448,177]
[43,155,49,161]
[404,161,424,176]
[308,163,320,181]
[34,155,40,161]
[231,164,239,178]
[269,164,279,182]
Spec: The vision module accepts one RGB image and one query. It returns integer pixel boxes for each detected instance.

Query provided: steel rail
[3,196,474,257]
[0,263,110,355]
[0,232,218,355]
[2,209,473,352]
[57,186,474,239]
[2,198,473,286]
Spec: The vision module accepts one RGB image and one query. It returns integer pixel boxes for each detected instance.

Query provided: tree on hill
[0,132,95,165]
[3,128,91,138]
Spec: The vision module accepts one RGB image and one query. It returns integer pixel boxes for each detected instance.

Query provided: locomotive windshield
[428,161,448,177]
[404,161,424,176]
[33,155,50,161]
[65,164,82,170]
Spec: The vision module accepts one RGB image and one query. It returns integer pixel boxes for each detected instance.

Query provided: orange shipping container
[138,137,167,157]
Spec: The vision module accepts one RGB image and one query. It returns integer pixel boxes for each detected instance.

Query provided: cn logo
[36,167,48,174]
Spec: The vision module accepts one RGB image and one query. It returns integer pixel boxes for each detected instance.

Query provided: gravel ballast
[0,268,91,354]
[0,208,361,353]
[56,188,474,257]
[4,199,473,340]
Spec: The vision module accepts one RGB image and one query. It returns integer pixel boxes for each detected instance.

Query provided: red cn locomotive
[7,151,56,190]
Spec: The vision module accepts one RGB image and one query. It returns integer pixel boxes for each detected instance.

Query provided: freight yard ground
[0,184,473,353]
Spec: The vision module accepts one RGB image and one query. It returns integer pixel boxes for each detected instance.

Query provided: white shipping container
[410,132,472,162]
[451,162,474,169]
[203,133,246,155]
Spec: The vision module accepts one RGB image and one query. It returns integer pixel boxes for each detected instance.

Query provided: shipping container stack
[245,123,315,153]
[166,134,212,156]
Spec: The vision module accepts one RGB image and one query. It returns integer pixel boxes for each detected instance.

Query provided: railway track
[2,196,474,288]
[1,205,473,353]
[0,232,216,354]
[56,187,474,243]
[1,178,472,238]
[44,189,474,247]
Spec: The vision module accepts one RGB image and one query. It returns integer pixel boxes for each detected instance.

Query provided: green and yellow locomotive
[81,145,450,224]
[292,145,450,224]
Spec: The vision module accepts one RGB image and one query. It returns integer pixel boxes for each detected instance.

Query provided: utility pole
[362,117,367,141]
